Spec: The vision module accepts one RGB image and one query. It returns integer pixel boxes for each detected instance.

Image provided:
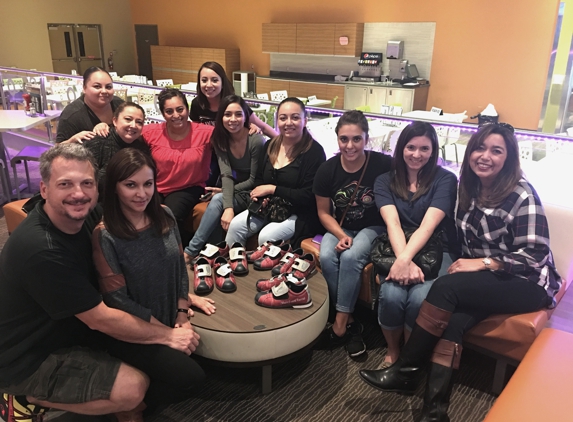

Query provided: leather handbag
[370,228,444,280]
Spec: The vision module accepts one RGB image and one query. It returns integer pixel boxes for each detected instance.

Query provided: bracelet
[177,308,189,314]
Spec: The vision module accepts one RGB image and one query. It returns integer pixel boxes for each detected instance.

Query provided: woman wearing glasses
[142,88,213,244]
[360,123,562,422]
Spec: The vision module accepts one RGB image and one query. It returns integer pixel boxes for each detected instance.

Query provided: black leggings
[161,186,203,245]
[425,271,551,343]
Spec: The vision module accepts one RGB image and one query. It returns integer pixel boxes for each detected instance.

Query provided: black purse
[370,228,444,280]
[266,196,293,223]
[246,195,293,235]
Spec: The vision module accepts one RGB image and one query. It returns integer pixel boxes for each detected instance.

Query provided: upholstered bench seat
[483,328,573,421]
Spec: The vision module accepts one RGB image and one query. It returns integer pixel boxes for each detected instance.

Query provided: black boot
[418,339,462,422]
[359,301,452,393]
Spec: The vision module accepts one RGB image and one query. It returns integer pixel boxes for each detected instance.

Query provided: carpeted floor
[0,138,498,422]
[143,315,497,422]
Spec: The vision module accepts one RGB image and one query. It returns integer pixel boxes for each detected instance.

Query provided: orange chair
[3,199,29,234]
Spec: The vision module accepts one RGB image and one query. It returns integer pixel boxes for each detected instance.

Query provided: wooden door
[135,25,159,80]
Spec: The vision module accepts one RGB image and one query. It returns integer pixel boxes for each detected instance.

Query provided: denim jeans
[320,226,385,314]
[377,252,454,331]
[185,193,234,256]
[225,209,298,247]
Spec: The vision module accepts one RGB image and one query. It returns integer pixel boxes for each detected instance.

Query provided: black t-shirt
[0,202,103,387]
[313,151,392,231]
[190,97,253,126]
[56,95,125,143]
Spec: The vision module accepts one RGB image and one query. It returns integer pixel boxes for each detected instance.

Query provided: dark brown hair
[196,61,234,110]
[390,121,440,201]
[210,95,250,153]
[157,88,189,115]
[335,110,369,137]
[82,66,112,88]
[458,124,521,211]
[103,149,173,240]
[113,101,145,120]
[267,97,313,166]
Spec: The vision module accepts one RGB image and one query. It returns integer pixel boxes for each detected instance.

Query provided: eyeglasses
[482,121,515,133]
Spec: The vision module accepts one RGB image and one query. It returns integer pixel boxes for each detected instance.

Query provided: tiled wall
[270,22,436,80]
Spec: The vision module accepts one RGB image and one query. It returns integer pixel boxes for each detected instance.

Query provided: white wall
[0,0,137,75]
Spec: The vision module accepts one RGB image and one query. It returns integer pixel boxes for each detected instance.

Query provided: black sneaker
[325,325,350,349]
[345,321,366,357]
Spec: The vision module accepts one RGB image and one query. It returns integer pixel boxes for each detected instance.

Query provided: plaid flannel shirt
[457,179,561,301]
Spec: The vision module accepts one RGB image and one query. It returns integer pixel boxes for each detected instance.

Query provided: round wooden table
[189,265,329,393]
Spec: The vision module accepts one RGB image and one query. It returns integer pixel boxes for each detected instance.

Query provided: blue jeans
[225,209,298,247]
[185,193,234,256]
[320,226,385,314]
[377,252,454,331]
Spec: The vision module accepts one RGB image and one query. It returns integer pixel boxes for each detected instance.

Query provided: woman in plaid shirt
[360,123,562,422]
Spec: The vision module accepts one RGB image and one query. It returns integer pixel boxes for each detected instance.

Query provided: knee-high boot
[359,301,452,393]
[418,339,462,422]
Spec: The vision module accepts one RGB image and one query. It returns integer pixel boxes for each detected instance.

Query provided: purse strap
[338,151,371,226]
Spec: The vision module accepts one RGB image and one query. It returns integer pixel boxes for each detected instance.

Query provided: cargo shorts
[3,346,121,404]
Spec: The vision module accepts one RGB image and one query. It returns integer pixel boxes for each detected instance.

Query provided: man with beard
[0,144,201,422]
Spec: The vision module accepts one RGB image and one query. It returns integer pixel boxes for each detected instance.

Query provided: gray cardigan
[217,133,265,209]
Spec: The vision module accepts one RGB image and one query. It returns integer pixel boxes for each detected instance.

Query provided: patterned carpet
[146,312,497,422]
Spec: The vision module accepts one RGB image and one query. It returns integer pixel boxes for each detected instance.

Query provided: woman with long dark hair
[190,61,277,138]
[225,97,326,248]
[92,148,216,419]
[373,121,459,368]
[184,95,264,259]
[360,123,561,422]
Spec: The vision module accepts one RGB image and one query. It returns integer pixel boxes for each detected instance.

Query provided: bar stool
[11,145,49,200]
[0,159,11,204]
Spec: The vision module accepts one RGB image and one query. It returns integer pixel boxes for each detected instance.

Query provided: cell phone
[200,192,214,202]
[248,200,265,214]
[311,235,323,245]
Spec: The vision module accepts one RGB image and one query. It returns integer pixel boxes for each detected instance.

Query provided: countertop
[261,72,428,89]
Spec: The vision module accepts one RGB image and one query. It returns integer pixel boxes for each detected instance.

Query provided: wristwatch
[482,257,492,270]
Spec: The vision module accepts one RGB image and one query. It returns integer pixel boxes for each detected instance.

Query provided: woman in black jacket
[225,97,326,248]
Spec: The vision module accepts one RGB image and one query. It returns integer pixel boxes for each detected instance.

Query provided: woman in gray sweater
[184,95,265,260]
[92,148,216,416]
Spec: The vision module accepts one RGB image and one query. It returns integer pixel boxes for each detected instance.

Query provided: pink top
[143,122,213,194]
